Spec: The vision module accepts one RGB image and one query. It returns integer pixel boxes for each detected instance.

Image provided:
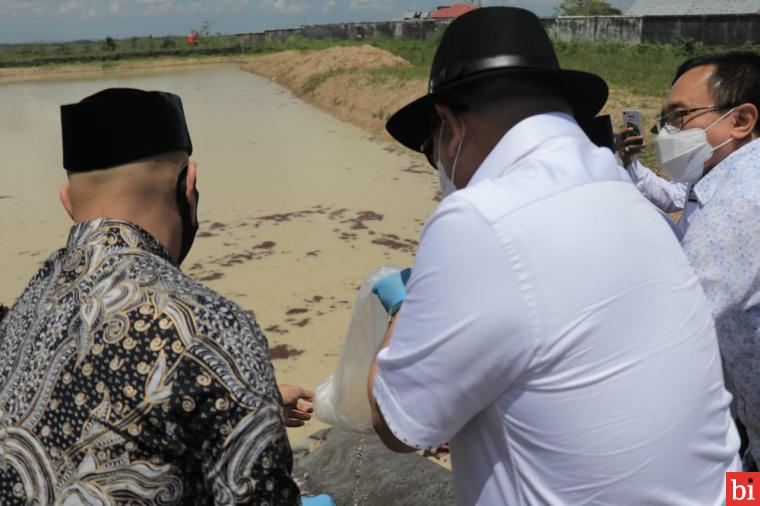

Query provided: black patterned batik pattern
[0,219,300,505]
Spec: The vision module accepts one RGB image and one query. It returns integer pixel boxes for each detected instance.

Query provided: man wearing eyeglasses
[656,51,760,471]
[618,52,758,237]
[618,51,760,469]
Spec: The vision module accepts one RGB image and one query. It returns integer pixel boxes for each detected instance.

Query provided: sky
[0,0,636,44]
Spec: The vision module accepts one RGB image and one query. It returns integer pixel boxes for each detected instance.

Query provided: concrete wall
[542,16,643,45]
[301,20,450,40]
[238,28,302,45]
[641,14,760,46]
[236,14,760,48]
[236,20,449,46]
[543,14,760,46]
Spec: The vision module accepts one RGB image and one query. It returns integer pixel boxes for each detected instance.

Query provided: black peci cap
[386,7,609,153]
[61,88,193,172]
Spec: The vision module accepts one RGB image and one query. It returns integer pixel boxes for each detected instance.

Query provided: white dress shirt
[625,158,688,213]
[625,158,703,236]
[374,113,740,505]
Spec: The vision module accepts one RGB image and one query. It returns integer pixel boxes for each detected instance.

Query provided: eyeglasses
[651,104,738,134]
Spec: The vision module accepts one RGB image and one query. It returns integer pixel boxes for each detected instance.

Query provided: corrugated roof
[428,4,479,19]
[627,0,760,15]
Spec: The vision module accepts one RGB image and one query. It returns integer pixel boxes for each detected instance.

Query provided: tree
[197,20,214,37]
[160,38,177,49]
[103,36,116,51]
[555,0,622,16]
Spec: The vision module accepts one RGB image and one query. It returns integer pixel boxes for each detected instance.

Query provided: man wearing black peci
[0,88,309,504]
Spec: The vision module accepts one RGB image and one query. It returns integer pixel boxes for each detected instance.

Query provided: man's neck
[72,207,180,262]
[704,136,757,177]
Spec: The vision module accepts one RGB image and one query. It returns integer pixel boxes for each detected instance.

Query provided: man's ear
[732,103,758,141]
[59,182,74,221]
[185,161,197,204]
[434,103,466,160]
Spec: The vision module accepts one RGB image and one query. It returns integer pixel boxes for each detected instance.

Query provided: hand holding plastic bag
[314,266,401,434]
[372,267,412,315]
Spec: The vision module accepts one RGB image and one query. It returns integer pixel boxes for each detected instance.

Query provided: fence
[236,15,760,47]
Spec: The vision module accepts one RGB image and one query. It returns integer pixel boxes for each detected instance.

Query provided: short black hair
[674,51,760,131]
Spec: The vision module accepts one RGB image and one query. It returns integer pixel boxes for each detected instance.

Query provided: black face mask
[175,163,199,266]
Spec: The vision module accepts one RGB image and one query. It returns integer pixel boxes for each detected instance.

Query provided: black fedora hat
[386,7,609,152]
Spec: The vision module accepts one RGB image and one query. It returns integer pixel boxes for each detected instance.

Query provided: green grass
[554,39,743,98]
[371,35,441,67]
[301,68,345,94]
[249,35,366,54]
[0,35,243,64]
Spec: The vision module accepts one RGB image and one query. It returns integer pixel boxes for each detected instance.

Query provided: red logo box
[728,472,760,505]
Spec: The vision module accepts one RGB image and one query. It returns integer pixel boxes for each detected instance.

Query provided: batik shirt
[682,138,760,464]
[0,219,299,505]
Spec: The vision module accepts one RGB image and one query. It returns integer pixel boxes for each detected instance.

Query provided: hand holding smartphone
[622,110,644,141]
[618,110,646,166]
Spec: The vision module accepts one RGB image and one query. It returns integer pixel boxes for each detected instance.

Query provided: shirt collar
[468,112,585,188]
[693,138,760,205]
[66,218,175,265]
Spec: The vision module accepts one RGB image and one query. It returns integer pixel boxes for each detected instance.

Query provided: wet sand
[0,66,438,443]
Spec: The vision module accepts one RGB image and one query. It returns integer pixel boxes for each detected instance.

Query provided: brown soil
[241,45,408,87]
[240,45,423,140]
[269,343,305,360]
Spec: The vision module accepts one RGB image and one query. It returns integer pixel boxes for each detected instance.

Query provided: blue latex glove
[372,268,412,315]
[302,494,336,506]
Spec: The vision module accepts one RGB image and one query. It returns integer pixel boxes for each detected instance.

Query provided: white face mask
[436,117,466,199]
[655,108,735,184]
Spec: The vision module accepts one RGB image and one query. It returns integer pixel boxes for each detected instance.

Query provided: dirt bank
[240,45,425,142]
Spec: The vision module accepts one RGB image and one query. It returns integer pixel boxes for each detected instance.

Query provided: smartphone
[622,109,644,141]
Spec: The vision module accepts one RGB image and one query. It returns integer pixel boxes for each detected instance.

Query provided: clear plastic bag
[314,265,400,434]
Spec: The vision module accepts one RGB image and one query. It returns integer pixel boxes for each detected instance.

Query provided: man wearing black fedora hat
[367,7,739,505]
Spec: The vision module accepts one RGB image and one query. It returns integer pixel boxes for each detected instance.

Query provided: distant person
[0,88,311,504]
[365,7,739,505]
[645,51,760,469]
